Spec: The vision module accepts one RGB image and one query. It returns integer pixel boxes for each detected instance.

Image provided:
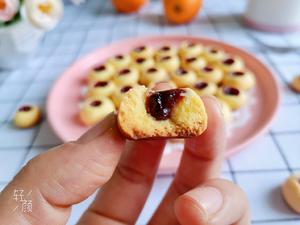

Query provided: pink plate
[47,36,280,174]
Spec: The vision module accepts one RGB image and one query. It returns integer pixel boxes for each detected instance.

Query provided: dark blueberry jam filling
[121,86,132,93]
[176,68,188,76]
[203,66,213,72]
[161,46,170,51]
[195,82,208,90]
[119,69,130,75]
[186,57,197,63]
[19,106,31,112]
[94,65,106,71]
[136,58,146,64]
[161,56,171,61]
[232,71,244,76]
[91,100,102,107]
[223,58,235,65]
[223,87,240,96]
[115,55,124,60]
[94,81,108,87]
[135,46,146,52]
[148,68,158,73]
[146,89,185,120]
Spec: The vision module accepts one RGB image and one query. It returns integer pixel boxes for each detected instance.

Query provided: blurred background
[0,0,300,224]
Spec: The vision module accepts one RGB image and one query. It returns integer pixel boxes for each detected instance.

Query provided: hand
[0,96,250,225]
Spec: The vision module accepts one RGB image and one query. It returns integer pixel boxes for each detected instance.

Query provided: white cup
[245,0,300,32]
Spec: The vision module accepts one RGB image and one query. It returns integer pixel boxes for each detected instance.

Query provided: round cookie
[192,81,217,96]
[203,47,227,63]
[156,55,180,73]
[133,57,155,72]
[182,56,207,71]
[87,80,116,97]
[88,63,115,83]
[223,70,256,91]
[196,66,223,84]
[282,173,300,213]
[148,80,177,89]
[112,85,135,108]
[219,56,245,73]
[114,67,139,86]
[79,97,115,126]
[155,45,177,58]
[140,67,169,85]
[14,105,41,128]
[179,42,204,58]
[108,54,132,70]
[131,45,154,59]
[170,68,197,87]
[216,86,247,110]
[290,75,300,93]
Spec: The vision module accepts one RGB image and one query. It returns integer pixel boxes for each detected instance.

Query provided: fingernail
[189,187,223,216]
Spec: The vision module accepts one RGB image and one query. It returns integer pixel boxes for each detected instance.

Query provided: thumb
[0,114,125,225]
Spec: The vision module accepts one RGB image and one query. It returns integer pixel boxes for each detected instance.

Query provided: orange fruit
[112,0,148,14]
[163,0,202,24]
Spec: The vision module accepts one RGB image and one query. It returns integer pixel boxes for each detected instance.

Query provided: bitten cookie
[14,105,41,128]
[290,75,300,93]
[282,174,300,213]
[216,86,247,110]
[79,97,115,126]
[117,86,207,140]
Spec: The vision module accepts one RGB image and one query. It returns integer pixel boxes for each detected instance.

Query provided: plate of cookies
[47,35,280,174]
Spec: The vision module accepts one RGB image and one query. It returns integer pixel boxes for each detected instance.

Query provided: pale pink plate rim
[47,35,281,158]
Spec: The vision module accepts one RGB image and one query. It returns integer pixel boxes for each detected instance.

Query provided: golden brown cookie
[282,173,300,213]
[223,70,256,91]
[14,105,41,128]
[195,66,223,84]
[111,85,136,109]
[114,67,139,86]
[179,42,204,58]
[88,63,115,84]
[216,86,247,110]
[170,68,197,87]
[79,97,115,126]
[140,67,169,85]
[192,81,217,96]
[156,55,180,73]
[290,75,300,93]
[108,54,132,70]
[86,80,116,97]
[131,45,154,59]
[117,86,207,139]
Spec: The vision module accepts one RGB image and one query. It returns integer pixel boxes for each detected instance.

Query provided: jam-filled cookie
[195,66,223,84]
[223,70,256,91]
[216,86,247,110]
[156,55,180,73]
[203,47,227,63]
[131,45,154,59]
[108,54,132,70]
[155,45,177,58]
[182,56,207,71]
[179,42,204,58]
[117,86,207,139]
[170,68,197,87]
[114,67,139,86]
[282,173,300,213]
[219,57,244,73]
[88,63,115,84]
[133,57,155,72]
[192,81,217,96]
[111,85,135,109]
[14,105,41,128]
[290,75,300,93]
[79,97,115,126]
[217,99,232,123]
[140,67,169,85]
[87,80,116,97]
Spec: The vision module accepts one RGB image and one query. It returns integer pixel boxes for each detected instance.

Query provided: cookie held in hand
[117,85,207,139]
